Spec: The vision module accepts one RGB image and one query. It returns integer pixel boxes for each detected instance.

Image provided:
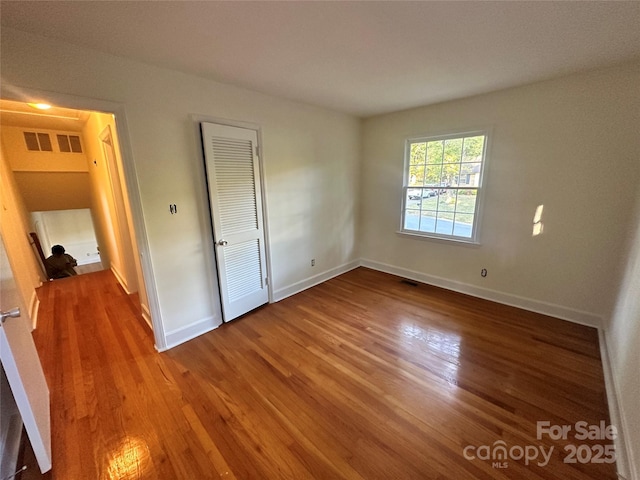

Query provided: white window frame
[399,130,489,244]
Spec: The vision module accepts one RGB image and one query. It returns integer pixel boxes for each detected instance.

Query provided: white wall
[31,209,100,266]
[361,61,640,325]
[606,189,640,480]
[0,28,360,346]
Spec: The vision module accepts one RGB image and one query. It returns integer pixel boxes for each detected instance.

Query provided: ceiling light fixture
[27,103,52,110]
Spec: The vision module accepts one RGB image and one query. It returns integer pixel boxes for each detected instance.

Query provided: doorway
[32,208,102,275]
[0,96,160,345]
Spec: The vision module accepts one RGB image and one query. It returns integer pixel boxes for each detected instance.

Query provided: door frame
[99,125,138,294]
[190,114,274,315]
[1,87,167,350]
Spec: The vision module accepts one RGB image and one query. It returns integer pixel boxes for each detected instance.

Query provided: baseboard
[360,259,603,328]
[272,260,360,302]
[162,316,222,351]
[141,303,153,331]
[76,257,101,266]
[110,266,131,295]
[599,329,635,480]
[29,290,39,331]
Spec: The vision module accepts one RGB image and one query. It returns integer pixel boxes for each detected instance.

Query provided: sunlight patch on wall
[533,204,544,236]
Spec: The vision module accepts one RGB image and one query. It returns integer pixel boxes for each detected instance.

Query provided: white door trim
[99,125,138,294]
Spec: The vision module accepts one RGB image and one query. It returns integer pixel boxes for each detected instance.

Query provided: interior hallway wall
[0,142,44,324]
[83,114,130,291]
[0,125,91,212]
[82,111,149,319]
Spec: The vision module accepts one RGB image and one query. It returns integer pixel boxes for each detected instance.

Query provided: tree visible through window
[402,132,487,242]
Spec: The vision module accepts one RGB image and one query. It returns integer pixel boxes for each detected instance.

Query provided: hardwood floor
[32,268,616,479]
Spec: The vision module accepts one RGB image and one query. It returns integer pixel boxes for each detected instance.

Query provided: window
[401,131,488,243]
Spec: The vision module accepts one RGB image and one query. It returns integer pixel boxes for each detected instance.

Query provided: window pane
[407,188,423,203]
[410,142,426,164]
[460,163,481,187]
[426,141,443,164]
[409,165,425,186]
[404,209,420,230]
[454,213,474,238]
[441,163,460,186]
[419,211,436,233]
[421,193,437,209]
[443,138,462,164]
[438,190,457,213]
[462,136,485,162]
[425,165,442,186]
[455,190,477,214]
[460,162,481,174]
[435,214,454,235]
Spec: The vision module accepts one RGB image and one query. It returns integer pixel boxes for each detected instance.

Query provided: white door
[201,122,269,321]
[0,235,51,473]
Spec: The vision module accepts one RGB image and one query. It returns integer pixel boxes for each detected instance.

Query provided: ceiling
[0,99,91,132]
[2,1,640,117]
[0,99,90,131]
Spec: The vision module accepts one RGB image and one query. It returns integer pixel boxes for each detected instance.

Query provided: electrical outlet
[311,259,315,267]
[481,268,488,277]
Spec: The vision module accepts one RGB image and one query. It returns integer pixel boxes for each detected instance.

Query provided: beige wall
[2,125,88,172]
[361,61,640,324]
[83,113,128,290]
[0,28,360,344]
[1,125,92,211]
[0,142,45,324]
[13,172,91,211]
[82,112,148,311]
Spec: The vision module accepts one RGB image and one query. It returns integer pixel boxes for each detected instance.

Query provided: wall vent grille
[23,132,53,152]
[57,134,83,153]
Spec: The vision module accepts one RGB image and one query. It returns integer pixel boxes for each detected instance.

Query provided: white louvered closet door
[201,123,268,321]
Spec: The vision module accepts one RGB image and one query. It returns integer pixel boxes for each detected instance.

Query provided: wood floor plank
[32,268,617,479]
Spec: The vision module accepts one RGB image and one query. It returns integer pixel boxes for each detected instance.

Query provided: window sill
[396,230,481,247]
